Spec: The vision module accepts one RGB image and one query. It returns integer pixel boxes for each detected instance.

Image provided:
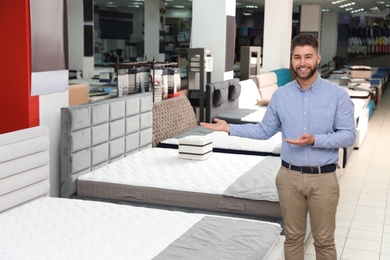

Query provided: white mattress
[79,148,279,197]
[162,131,282,155]
[241,107,268,123]
[0,197,284,260]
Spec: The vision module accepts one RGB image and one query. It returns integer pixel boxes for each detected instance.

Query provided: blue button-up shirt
[230,76,356,167]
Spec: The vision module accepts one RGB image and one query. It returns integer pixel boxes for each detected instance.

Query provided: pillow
[254,72,278,102]
[213,88,228,106]
[228,84,241,101]
[238,79,261,109]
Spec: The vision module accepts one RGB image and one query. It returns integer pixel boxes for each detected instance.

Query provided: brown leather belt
[282,160,336,174]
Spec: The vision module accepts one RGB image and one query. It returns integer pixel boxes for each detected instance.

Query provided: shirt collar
[294,75,321,92]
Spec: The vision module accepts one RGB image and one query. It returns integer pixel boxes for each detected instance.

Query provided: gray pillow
[213,88,228,106]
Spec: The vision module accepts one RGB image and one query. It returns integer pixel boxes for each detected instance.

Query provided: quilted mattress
[0,197,284,260]
[77,148,282,218]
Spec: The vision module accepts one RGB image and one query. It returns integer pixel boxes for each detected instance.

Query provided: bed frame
[59,93,282,219]
[0,126,50,212]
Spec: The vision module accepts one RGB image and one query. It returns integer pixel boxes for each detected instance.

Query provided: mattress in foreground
[0,197,284,260]
[159,126,281,156]
[77,148,282,218]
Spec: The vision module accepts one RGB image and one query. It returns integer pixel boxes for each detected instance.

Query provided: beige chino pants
[276,166,340,260]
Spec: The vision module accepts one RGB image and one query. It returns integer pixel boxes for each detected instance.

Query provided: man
[200,33,356,260]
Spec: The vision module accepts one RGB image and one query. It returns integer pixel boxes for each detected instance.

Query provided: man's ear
[317,54,321,64]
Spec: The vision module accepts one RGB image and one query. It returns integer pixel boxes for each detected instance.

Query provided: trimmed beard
[293,63,318,80]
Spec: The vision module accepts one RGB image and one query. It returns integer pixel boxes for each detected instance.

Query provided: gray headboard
[0,126,50,212]
[60,92,153,198]
[205,78,240,123]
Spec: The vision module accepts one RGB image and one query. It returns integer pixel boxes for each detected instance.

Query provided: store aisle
[304,85,390,259]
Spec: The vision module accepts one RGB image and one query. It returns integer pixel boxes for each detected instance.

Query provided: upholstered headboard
[252,72,278,105]
[152,95,198,147]
[205,78,240,123]
[60,92,153,198]
[0,126,50,213]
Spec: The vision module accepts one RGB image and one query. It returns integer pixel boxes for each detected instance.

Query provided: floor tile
[344,237,381,252]
[341,248,380,260]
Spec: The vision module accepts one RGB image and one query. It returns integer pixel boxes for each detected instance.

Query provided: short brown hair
[291,33,319,52]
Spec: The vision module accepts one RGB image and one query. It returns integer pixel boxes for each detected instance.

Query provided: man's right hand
[199,118,230,133]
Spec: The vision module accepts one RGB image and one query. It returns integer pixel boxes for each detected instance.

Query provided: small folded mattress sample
[179,135,213,160]
[77,147,282,218]
[0,197,284,260]
[159,125,282,156]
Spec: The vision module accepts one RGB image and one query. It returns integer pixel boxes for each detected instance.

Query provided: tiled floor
[304,87,390,259]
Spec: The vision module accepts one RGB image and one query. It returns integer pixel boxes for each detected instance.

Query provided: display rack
[240,46,261,80]
[115,58,179,102]
[187,48,212,122]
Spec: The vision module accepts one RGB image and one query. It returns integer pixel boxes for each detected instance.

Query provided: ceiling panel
[92,0,390,19]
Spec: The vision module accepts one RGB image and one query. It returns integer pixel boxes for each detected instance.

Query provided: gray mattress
[77,148,282,219]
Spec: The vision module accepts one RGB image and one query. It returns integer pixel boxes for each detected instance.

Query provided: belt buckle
[312,166,321,174]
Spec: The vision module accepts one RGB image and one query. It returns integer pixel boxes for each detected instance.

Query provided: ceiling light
[322,8,330,12]
[243,12,252,16]
[340,2,355,8]
[245,5,258,9]
[350,8,364,13]
[332,0,347,4]
[174,5,185,8]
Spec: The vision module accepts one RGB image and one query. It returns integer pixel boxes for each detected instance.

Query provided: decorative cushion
[228,84,241,101]
[213,88,228,106]
[253,72,278,102]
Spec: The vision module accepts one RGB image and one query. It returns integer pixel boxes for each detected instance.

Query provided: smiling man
[200,33,356,260]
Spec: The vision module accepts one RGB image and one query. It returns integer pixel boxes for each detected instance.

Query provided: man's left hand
[285,133,315,146]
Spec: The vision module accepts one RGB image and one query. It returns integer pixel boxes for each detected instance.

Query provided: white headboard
[0,126,50,212]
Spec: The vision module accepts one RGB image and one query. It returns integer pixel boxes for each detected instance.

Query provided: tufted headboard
[60,92,153,198]
[205,78,240,123]
[0,126,50,213]
[152,95,198,147]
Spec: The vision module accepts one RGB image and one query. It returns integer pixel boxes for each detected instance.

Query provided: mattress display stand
[188,48,212,122]
[240,46,261,80]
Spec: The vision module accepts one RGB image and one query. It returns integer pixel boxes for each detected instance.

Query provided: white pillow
[238,79,261,109]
